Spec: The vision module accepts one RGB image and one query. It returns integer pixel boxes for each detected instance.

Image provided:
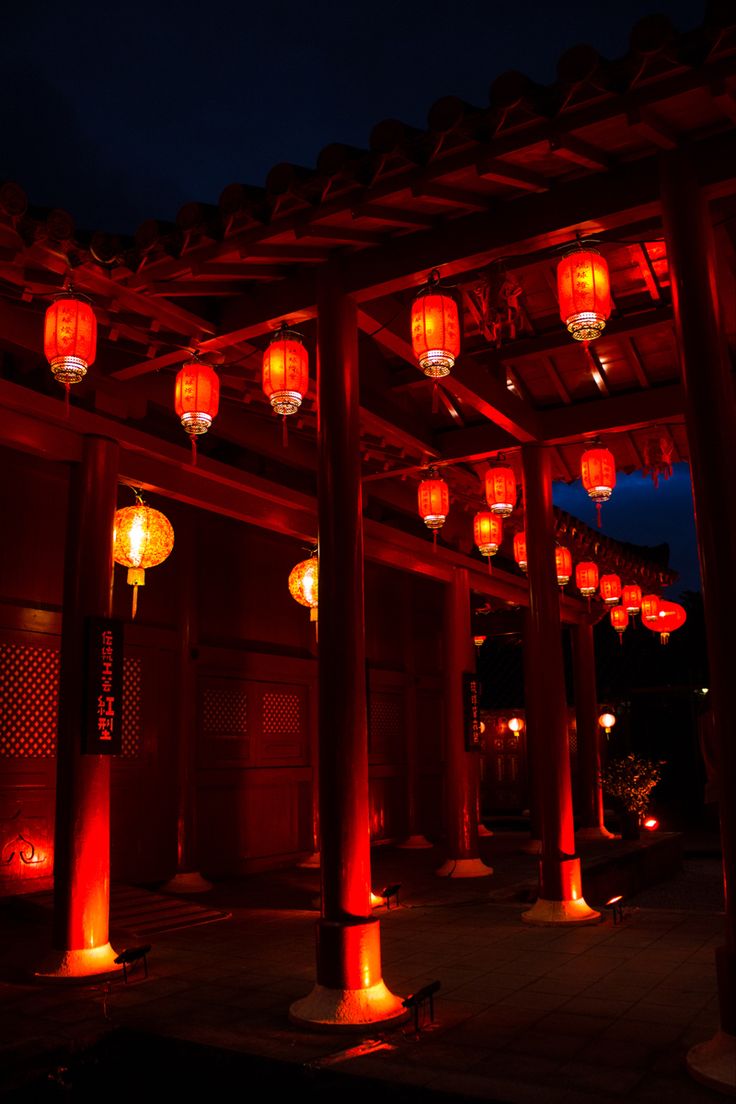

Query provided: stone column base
[36,943,122,981]
[397,835,434,849]
[522,897,601,925]
[477,824,494,837]
[687,1030,736,1094]
[290,981,407,1030]
[519,837,542,855]
[161,871,213,894]
[576,825,618,841]
[436,857,493,878]
[298,851,321,868]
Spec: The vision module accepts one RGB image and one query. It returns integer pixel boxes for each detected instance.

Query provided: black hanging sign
[463,673,481,751]
[83,617,123,754]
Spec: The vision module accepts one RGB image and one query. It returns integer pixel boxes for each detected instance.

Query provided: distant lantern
[508,716,524,733]
[113,499,174,619]
[555,546,572,588]
[623,584,642,616]
[473,511,502,570]
[581,446,616,527]
[599,574,622,606]
[485,465,516,518]
[473,634,487,649]
[641,594,660,623]
[289,555,319,626]
[418,469,450,549]
[643,599,686,645]
[411,270,461,379]
[44,296,97,392]
[557,248,611,342]
[513,531,527,573]
[576,561,598,599]
[262,324,309,443]
[598,711,617,735]
[174,358,219,464]
[610,606,629,644]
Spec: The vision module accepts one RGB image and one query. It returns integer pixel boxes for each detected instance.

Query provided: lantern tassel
[433,530,437,553]
[282,415,288,448]
[596,501,602,528]
[619,634,623,647]
[432,381,439,414]
[131,584,139,620]
[191,436,198,467]
[487,555,492,575]
[64,382,70,419]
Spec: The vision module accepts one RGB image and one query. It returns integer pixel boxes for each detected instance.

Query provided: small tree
[601,754,663,821]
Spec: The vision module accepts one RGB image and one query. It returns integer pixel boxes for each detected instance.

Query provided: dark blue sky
[1,0,705,231]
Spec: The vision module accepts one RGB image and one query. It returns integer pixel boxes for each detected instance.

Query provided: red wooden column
[436,567,492,878]
[162,521,212,893]
[661,152,736,1090]
[521,445,598,923]
[520,608,543,854]
[290,263,403,1027]
[573,620,614,841]
[398,581,433,849]
[38,436,121,978]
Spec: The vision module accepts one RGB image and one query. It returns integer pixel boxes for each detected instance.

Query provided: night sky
[2,0,705,591]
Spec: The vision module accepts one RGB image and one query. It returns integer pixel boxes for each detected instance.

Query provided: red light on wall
[411,271,460,379]
[643,817,659,831]
[557,248,611,342]
[262,324,309,416]
[513,531,527,573]
[485,466,516,518]
[44,296,97,390]
[555,545,572,587]
[473,511,502,566]
[581,447,616,527]
[623,585,642,615]
[576,561,598,598]
[599,574,622,606]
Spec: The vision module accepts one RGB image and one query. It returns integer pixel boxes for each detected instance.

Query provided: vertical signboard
[83,617,123,754]
[463,673,481,751]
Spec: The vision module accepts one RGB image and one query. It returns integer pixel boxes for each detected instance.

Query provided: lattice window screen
[121,657,143,759]
[202,685,248,740]
[0,643,59,758]
[262,692,300,735]
[369,694,403,743]
[568,726,578,756]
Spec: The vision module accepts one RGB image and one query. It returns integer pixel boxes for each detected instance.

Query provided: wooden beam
[543,355,572,404]
[548,134,611,172]
[626,106,679,150]
[295,224,385,245]
[410,182,490,210]
[352,203,436,229]
[475,157,548,193]
[539,383,684,443]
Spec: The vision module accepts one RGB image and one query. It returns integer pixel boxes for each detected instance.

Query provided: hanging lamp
[599,574,622,607]
[576,561,598,602]
[623,584,642,617]
[473,511,502,572]
[411,270,460,379]
[473,634,487,649]
[641,594,660,623]
[113,494,174,619]
[262,323,309,445]
[610,606,629,644]
[44,294,97,403]
[289,553,319,629]
[581,445,616,527]
[418,468,450,550]
[642,599,686,645]
[557,247,611,343]
[174,357,220,465]
[513,531,527,573]
[555,546,572,588]
[485,464,516,518]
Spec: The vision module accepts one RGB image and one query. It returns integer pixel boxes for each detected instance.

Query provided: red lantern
[642,599,686,645]
[485,465,516,518]
[581,446,616,527]
[623,585,642,616]
[513,531,527,573]
[473,634,487,649]
[418,470,450,548]
[262,324,309,440]
[599,574,622,606]
[411,270,461,379]
[44,296,97,390]
[576,561,598,598]
[175,359,219,464]
[641,594,660,623]
[289,555,319,626]
[113,499,174,619]
[610,605,629,644]
[557,248,611,342]
[473,511,502,568]
[555,546,572,588]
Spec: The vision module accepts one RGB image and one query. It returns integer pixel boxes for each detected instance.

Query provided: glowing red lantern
[44,296,97,390]
[262,324,309,437]
[643,599,686,645]
[418,469,450,548]
[641,594,660,623]
[113,498,174,619]
[485,466,516,518]
[623,585,642,616]
[581,446,616,527]
[513,531,527,573]
[576,561,598,599]
[473,634,487,649]
[599,574,622,606]
[557,248,611,342]
[411,270,461,379]
[555,546,572,588]
[175,358,219,463]
[473,511,502,568]
[610,606,629,644]
[289,555,319,625]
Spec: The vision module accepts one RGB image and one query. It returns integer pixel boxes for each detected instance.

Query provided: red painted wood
[442,568,480,861]
[571,620,604,830]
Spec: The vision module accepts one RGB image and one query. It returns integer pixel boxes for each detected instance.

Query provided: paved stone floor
[0,835,728,1102]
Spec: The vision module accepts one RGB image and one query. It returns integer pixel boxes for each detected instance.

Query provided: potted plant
[600,754,663,839]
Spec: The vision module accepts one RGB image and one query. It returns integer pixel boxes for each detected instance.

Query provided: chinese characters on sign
[463,673,481,751]
[83,618,123,754]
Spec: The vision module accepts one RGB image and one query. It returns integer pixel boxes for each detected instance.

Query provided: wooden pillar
[521,445,598,924]
[398,580,432,849]
[660,151,736,1088]
[290,263,404,1027]
[520,607,543,854]
[435,568,492,878]
[573,620,614,840]
[39,436,121,978]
